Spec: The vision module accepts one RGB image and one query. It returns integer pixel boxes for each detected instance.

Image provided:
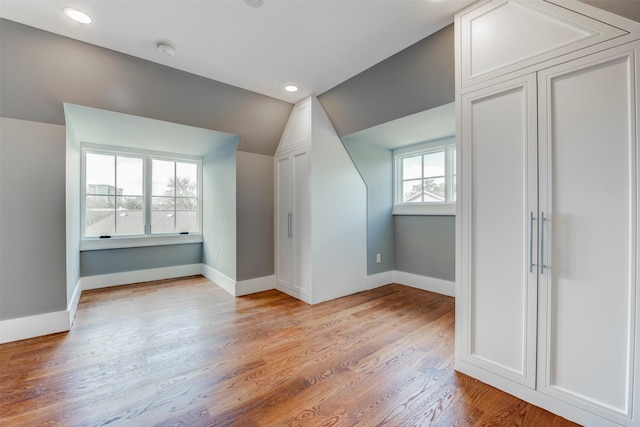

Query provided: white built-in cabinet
[276,147,311,297]
[274,97,367,304]
[455,1,640,426]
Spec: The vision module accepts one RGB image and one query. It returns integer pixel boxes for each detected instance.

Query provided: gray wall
[342,142,394,275]
[0,19,285,321]
[0,19,292,156]
[236,151,274,281]
[1,118,68,319]
[322,23,456,281]
[80,244,203,276]
[394,216,455,282]
[318,24,454,137]
[580,0,640,23]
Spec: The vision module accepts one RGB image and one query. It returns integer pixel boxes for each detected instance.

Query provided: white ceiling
[0,0,475,103]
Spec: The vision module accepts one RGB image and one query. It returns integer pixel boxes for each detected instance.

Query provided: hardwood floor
[0,276,579,426]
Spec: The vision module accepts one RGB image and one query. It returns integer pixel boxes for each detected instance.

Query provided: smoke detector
[157,43,176,57]
[244,0,263,8]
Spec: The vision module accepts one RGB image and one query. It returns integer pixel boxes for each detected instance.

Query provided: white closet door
[275,153,292,289]
[537,41,639,421]
[459,74,538,387]
[291,148,311,297]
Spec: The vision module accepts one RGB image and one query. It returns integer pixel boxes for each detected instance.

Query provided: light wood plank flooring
[0,276,579,426]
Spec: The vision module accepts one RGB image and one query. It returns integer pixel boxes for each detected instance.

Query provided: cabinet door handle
[529,211,535,273]
[540,211,546,275]
[287,212,293,238]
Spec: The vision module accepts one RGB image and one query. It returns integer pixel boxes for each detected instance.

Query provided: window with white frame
[393,138,456,215]
[82,147,202,249]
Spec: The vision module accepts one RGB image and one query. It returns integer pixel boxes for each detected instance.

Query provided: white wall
[64,115,81,307]
[310,97,368,303]
[202,141,239,281]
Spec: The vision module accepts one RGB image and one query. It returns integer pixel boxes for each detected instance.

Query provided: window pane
[403,179,423,203]
[424,177,445,202]
[402,156,422,180]
[176,162,198,197]
[175,198,198,232]
[152,159,174,196]
[423,151,445,178]
[152,196,175,234]
[117,156,143,196]
[86,153,114,194]
[176,211,198,233]
[86,196,114,236]
[152,211,175,234]
[115,196,143,235]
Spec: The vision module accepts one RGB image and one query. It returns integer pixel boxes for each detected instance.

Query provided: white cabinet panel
[275,154,292,289]
[537,42,639,419]
[291,149,310,296]
[460,75,538,387]
[275,148,311,296]
[460,0,626,88]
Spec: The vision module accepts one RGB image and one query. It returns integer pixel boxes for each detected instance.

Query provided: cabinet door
[458,0,627,89]
[275,153,292,289]
[291,148,311,297]
[458,75,538,388]
[537,41,639,422]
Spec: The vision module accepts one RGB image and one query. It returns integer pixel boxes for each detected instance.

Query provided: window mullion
[145,157,152,235]
[173,161,177,233]
[421,154,425,203]
[113,156,118,235]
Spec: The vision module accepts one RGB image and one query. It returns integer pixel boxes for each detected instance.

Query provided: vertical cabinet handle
[287,212,293,238]
[529,212,535,273]
[540,211,546,275]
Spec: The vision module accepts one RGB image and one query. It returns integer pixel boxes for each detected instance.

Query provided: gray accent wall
[1,118,68,320]
[236,151,274,281]
[0,19,292,156]
[318,24,454,137]
[580,1,640,23]
[80,244,203,277]
[394,216,455,282]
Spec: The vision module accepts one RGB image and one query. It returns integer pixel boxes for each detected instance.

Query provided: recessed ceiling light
[63,8,92,24]
[284,85,299,93]
[157,43,176,57]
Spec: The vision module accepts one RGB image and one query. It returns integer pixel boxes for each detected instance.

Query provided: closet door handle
[529,212,535,273]
[540,211,546,275]
[287,212,293,238]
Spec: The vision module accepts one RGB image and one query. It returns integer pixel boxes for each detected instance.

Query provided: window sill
[80,233,203,251]
[392,203,456,216]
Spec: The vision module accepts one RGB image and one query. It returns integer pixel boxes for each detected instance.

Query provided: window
[393,138,456,215]
[82,147,202,249]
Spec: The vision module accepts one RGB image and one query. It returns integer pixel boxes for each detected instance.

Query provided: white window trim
[80,144,203,251]
[393,137,456,216]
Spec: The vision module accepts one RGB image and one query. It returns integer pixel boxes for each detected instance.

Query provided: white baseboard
[366,270,455,297]
[0,265,275,344]
[79,264,202,291]
[236,275,275,296]
[0,310,70,344]
[67,280,82,327]
[366,271,395,290]
[393,271,455,297]
[201,264,237,296]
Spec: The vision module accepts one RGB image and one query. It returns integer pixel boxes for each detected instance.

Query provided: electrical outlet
[376,253,381,263]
